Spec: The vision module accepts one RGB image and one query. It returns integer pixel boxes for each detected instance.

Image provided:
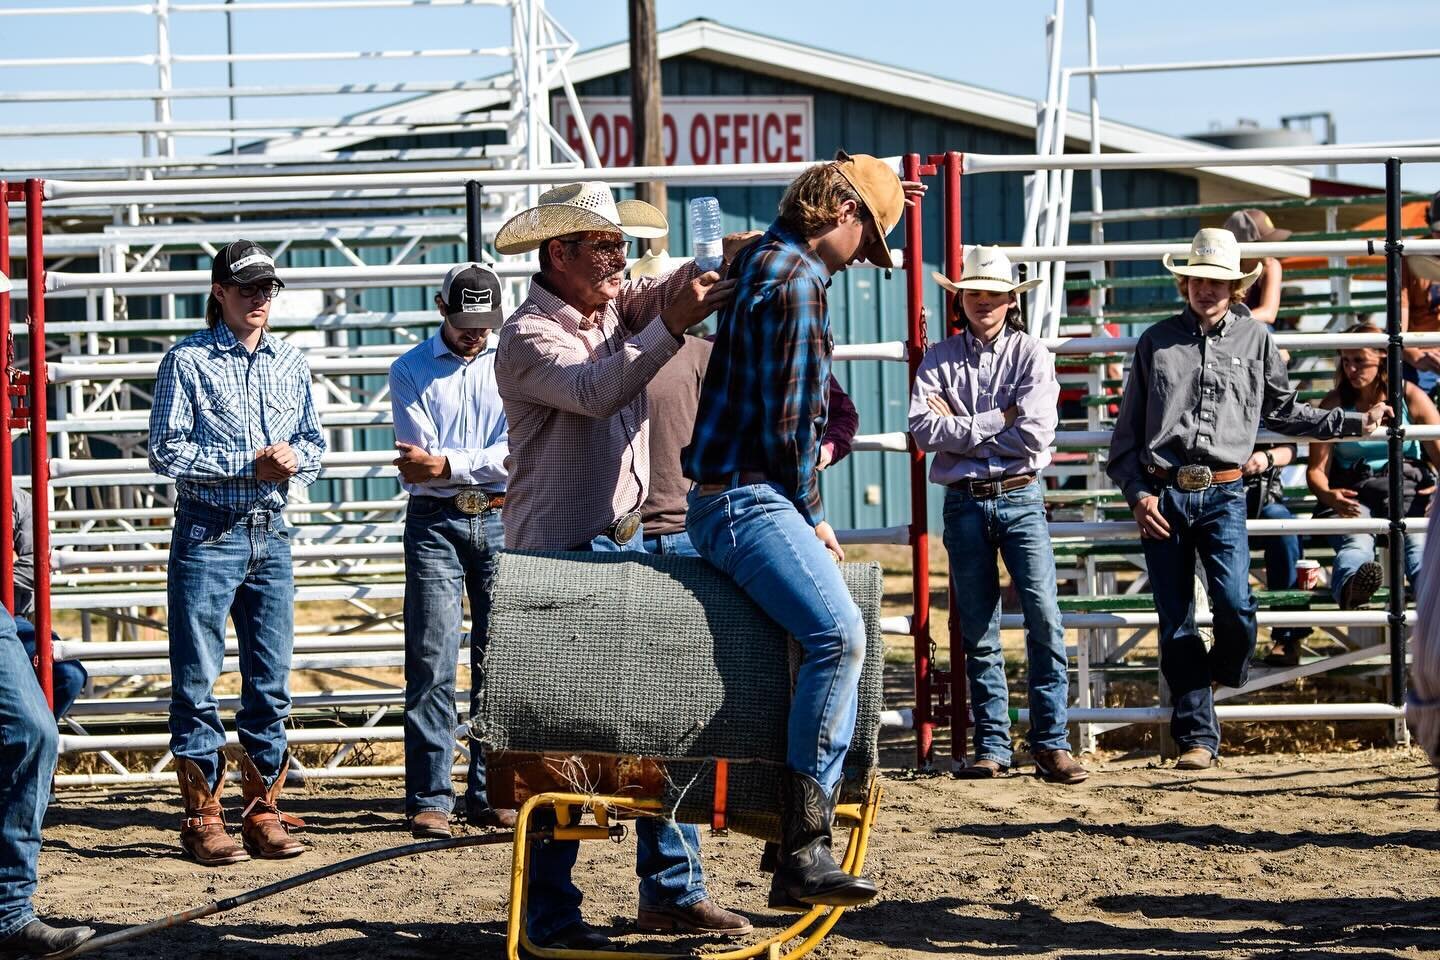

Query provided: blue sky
[2,0,1436,189]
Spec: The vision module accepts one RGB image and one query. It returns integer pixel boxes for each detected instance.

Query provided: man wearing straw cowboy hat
[1108,228,1390,770]
[493,182,749,948]
[911,246,1088,785]
[0,269,97,960]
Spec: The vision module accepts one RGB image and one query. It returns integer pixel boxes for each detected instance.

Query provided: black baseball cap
[211,239,284,288]
[440,262,503,329]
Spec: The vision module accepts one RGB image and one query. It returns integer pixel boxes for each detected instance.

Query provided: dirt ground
[33,748,1440,959]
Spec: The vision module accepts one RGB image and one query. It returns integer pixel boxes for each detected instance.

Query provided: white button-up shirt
[389,330,508,498]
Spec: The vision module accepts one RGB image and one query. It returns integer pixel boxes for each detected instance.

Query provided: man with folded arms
[1108,228,1389,770]
[392,262,515,838]
[493,182,748,948]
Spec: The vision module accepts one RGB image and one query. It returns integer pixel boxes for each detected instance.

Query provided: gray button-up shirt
[1108,304,1364,508]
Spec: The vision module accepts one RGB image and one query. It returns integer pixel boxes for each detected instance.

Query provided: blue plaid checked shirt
[148,322,325,511]
[682,220,832,525]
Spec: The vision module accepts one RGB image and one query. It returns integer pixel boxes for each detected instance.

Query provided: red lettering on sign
[785,114,802,161]
[615,113,633,166]
[690,114,711,165]
[663,114,678,165]
[713,113,731,164]
[760,115,783,162]
[592,114,611,167]
[733,114,750,164]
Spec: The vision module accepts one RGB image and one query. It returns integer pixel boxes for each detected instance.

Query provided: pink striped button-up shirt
[496,264,699,550]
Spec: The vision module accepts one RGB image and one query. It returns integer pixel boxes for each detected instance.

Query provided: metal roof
[258,17,1311,197]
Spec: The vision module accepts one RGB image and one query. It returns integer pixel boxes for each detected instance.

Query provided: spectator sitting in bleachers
[1224,209,1290,327]
[1243,443,1310,665]
[1306,323,1440,609]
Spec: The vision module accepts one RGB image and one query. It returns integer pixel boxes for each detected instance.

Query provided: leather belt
[696,471,770,497]
[438,489,505,515]
[1147,464,1242,492]
[948,473,1036,500]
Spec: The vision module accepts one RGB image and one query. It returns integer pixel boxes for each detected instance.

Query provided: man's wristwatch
[1263,449,1275,472]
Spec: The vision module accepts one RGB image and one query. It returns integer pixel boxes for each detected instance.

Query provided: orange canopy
[1281,200,1429,277]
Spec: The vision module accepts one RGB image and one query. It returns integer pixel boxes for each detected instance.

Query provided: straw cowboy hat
[931,246,1043,296]
[1163,228,1263,291]
[493,181,669,255]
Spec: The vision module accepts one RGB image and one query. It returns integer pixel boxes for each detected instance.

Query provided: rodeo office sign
[551,96,814,167]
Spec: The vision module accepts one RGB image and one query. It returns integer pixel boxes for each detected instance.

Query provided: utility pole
[629,0,666,251]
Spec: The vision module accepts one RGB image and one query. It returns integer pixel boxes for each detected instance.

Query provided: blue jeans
[1139,480,1256,757]
[16,618,86,721]
[686,483,866,789]
[167,500,294,788]
[0,605,55,940]
[942,479,1070,765]
[525,523,708,942]
[402,498,504,817]
[1256,501,1308,644]
[641,530,699,557]
[1330,526,1425,604]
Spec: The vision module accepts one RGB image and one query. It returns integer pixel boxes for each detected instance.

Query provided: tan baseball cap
[832,151,906,269]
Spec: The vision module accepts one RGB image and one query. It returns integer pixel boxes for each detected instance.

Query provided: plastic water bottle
[688,196,724,273]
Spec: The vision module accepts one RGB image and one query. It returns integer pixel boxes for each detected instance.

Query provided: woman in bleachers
[1307,323,1440,608]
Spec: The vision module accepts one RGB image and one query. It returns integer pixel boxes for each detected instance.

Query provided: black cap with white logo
[440,262,503,329]
[211,239,284,288]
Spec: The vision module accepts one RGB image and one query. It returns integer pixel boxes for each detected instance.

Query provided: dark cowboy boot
[238,751,305,859]
[176,757,249,866]
[772,771,877,907]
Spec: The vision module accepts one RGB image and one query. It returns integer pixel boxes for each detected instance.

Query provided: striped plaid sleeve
[287,354,326,487]
[755,274,829,526]
[147,349,256,483]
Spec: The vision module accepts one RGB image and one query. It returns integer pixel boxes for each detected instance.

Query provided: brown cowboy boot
[238,751,306,859]
[176,758,249,866]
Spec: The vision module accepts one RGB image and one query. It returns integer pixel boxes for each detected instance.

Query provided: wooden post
[628,0,666,251]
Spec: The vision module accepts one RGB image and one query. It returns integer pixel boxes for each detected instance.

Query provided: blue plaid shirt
[682,220,832,525]
[148,322,325,511]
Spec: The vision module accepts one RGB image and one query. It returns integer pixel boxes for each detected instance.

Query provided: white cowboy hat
[493,181,669,256]
[931,246,1043,296]
[1163,228,1263,291]
[627,248,673,280]
[0,270,8,294]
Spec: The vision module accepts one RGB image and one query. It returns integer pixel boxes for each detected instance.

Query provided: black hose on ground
[56,830,529,958]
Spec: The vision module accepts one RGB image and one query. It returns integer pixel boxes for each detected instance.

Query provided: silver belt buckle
[454,489,489,515]
[610,511,642,545]
[1175,464,1213,493]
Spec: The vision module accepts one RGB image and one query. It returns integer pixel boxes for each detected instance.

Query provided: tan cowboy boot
[237,751,306,859]
[176,758,249,866]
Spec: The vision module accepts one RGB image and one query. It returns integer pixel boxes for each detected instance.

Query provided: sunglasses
[563,237,632,257]
[230,281,281,301]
